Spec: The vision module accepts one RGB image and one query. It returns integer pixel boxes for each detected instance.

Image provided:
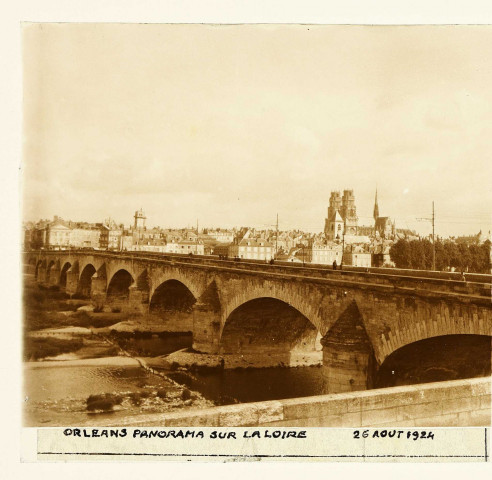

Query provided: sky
[22,24,492,237]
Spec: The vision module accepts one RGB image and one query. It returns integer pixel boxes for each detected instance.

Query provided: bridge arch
[375,334,492,388]
[150,279,197,316]
[373,301,492,365]
[149,270,203,301]
[220,296,321,357]
[77,263,96,297]
[78,257,105,279]
[107,269,134,299]
[59,261,72,287]
[221,286,323,335]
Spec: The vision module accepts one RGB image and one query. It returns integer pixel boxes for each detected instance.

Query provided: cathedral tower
[325,190,360,240]
[340,189,358,236]
[373,189,379,222]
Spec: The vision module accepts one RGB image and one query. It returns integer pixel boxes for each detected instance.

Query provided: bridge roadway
[27,250,492,394]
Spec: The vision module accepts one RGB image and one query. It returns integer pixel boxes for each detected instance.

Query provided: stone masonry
[28,251,492,393]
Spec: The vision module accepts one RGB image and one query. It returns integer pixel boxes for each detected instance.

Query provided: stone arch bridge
[27,251,492,393]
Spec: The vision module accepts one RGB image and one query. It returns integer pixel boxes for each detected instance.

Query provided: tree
[389,238,490,273]
[389,239,411,268]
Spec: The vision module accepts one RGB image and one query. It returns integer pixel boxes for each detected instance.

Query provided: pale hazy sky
[23,24,492,236]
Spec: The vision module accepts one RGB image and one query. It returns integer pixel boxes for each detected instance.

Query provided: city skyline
[23,24,492,237]
[22,189,487,239]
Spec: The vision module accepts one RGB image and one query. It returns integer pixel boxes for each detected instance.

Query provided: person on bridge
[333,260,337,270]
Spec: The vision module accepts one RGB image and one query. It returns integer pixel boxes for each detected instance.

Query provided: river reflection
[24,363,163,402]
[168,366,326,405]
[114,333,192,357]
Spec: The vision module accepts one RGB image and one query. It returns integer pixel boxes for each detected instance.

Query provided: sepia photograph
[21,22,491,437]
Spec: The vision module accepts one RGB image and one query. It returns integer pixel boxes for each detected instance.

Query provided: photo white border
[3,1,492,479]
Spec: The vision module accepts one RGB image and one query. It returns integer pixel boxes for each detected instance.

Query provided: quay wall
[156,376,491,428]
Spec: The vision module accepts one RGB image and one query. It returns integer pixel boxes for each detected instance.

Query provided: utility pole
[275,213,278,260]
[416,201,436,271]
[432,201,436,271]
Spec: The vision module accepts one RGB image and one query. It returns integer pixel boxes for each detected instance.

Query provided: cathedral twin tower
[324,189,395,241]
[324,190,358,241]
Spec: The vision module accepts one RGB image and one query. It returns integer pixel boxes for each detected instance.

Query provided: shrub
[23,284,76,331]
[170,362,179,371]
[129,392,143,406]
[70,310,93,327]
[86,393,123,412]
[156,389,168,399]
[181,388,192,401]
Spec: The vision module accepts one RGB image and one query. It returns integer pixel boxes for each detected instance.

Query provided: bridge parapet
[26,250,491,301]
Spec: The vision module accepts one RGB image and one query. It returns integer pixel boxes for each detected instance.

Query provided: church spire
[373,188,379,221]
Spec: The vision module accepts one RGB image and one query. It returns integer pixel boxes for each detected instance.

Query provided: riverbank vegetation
[23,280,129,360]
[390,238,491,273]
[24,283,129,331]
[84,387,203,414]
[24,336,85,361]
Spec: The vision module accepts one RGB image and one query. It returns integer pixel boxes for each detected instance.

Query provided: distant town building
[69,225,101,249]
[163,240,204,255]
[343,245,372,268]
[213,243,231,258]
[229,237,274,261]
[371,241,395,267]
[276,248,304,263]
[206,229,235,243]
[120,234,134,251]
[47,221,71,248]
[306,239,343,265]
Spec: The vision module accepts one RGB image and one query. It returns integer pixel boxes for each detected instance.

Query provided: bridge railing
[25,249,491,297]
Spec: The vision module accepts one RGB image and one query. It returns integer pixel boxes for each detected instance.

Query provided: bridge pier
[192,301,221,353]
[91,274,107,309]
[191,281,222,353]
[127,285,148,314]
[37,266,47,285]
[48,265,61,286]
[65,269,79,296]
[321,302,377,393]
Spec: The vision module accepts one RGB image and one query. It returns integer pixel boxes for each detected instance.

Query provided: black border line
[38,452,486,459]
[486,428,488,462]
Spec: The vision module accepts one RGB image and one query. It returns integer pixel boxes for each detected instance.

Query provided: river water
[24,328,491,426]
[24,334,326,426]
